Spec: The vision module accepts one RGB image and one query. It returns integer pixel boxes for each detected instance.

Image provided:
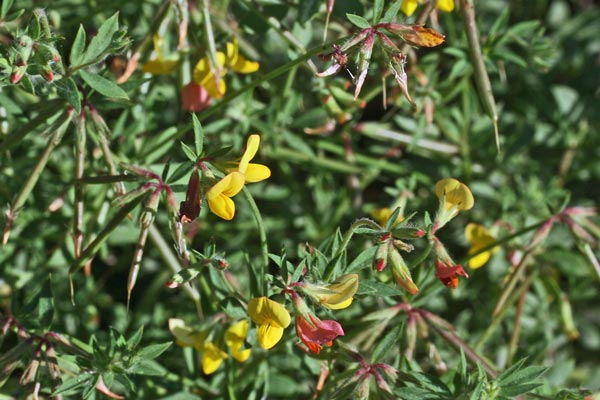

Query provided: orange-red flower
[296,314,344,354]
[435,259,468,289]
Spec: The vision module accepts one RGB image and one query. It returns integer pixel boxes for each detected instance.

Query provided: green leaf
[127,326,144,349]
[1,0,14,19]
[82,12,119,64]
[346,246,377,272]
[346,13,371,29]
[70,25,87,66]
[371,323,403,363]
[192,113,204,155]
[381,0,402,23]
[55,77,81,114]
[167,266,202,287]
[79,70,129,100]
[180,141,197,162]
[128,359,168,376]
[136,342,172,360]
[373,0,384,23]
[53,374,94,396]
[28,13,41,39]
[357,279,405,297]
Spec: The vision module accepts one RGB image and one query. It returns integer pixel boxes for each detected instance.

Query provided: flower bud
[560,292,579,340]
[389,246,419,294]
[373,242,389,272]
[10,64,27,84]
[300,274,359,310]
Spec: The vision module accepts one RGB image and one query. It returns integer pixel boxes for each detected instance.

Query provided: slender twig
[73,114,86,260]
[419,309,498,378]
[242,186,269,295]
[508,280,531,365]
[147,224,202,317]
[460,0,500,150]
[3,110,73,245]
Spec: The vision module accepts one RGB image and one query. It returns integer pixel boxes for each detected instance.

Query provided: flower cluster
[142,36,259,112]
[168,318,250,375]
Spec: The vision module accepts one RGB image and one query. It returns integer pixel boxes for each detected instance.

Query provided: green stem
[323,218,381,281]
[3,111,72,245]
[200,0,220,80]
[74,115,86,258]
[148,225,202,315]
[69,194,145,273]
[242,186,269,295]
[492,250,533,318]
[421,309,498,379]
[460,0,500,150]
[474,271,537,352]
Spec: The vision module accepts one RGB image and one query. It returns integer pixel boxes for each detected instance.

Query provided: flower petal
[168,318,205,348]
[225,320,251,362]
[239,135,261,173]
[142,59,177,75]
[435,178,474,211]
[201,342,227,374]
[226,39,259,73]
[248,297,291,328]
[468,248,491,269]
[193,52,226,84]
[207,193,235,220]
[244,163,271,183]
[400,0,419,16]
[323,297,353,310]
[257,323,284,349]
[437,0,454,12]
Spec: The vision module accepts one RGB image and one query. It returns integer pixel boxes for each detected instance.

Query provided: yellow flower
[230,134,271,183]
[142,35,178,75]
[206,171,245,220]
[301,274,359,310]
[224,320,251,362]
[465,223,498,269]
[192,37,259,98]
[168,318,250,375]
[200,342,228,375]
[433,178,474,232]
[207,135,270,220]
[248,297,291,349]
[401,0,454,17]
[435,178,474,211]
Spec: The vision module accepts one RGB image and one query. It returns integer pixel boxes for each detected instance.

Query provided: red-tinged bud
[389,246,419,294]
[374,242,389,271]
[179,169,201,223]
[10,64,27,84]
[214,256,228,269]
[526,217,557,250]
[340,29,371,52]
[353,33,375,100]
[43,66,54,82]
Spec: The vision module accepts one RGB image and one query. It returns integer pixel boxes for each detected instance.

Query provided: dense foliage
[1,0,599,399]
